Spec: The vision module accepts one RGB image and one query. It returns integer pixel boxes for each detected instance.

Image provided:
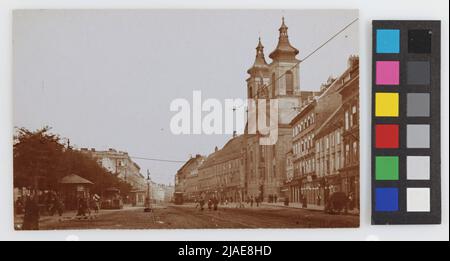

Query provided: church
[243,18,317,202]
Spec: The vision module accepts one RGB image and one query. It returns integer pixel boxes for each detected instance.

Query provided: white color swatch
[407,188,431,212]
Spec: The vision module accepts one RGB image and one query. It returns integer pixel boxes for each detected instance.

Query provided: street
[38,204,359,230]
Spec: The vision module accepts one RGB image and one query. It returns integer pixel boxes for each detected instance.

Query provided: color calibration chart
[372,21,441,224]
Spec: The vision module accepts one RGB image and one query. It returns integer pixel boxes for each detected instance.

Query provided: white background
[0,0,448,241]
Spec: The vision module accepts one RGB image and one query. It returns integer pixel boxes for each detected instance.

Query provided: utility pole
[144,169,152,212]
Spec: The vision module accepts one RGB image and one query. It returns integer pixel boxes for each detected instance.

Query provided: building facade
[80,148,148,205]
[288,100,316,204]
[338,56,360,210]
[197,135,245,202]
[151,182,175,203]
[314,107,344,207]
[174,154,205,202]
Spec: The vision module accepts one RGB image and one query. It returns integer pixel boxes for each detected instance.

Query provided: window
[260,146,265,162]
[345,144,350,164]
[336,152,340,169]
[353,141,359,161]
[286,71,293,95]
[345,111,349,130]
[352,104,358,127]
[331,157,334,171]
[272,73,276,97]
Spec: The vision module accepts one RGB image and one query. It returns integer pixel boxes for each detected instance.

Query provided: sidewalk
[261,202,324,211]
[261,202,360,215]
[14,205,146,229]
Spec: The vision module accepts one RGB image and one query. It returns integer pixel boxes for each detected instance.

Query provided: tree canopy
[13,126,132,196]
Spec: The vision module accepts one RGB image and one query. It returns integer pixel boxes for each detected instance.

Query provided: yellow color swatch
[375,92,399,117]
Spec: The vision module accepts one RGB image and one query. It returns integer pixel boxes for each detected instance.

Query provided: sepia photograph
[13,9,359,230]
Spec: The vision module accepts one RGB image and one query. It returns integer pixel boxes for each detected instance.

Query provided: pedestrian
[77,196,88,217]
[348,193,354,211]
[213,197,218,211]
[250,196,254,207]
[55,194,64,217]
[199,198,205,211]
[274,195,278,203]
[239,197,245,208]
[302,195,307,208]
[317,195,322,206]
[256,196,260,207]
[15,196,24,215]
[92,194,100,214]
[22,194,40,230]
[207,199,212,211]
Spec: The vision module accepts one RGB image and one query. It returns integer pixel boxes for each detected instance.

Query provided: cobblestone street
[36,204,359,230]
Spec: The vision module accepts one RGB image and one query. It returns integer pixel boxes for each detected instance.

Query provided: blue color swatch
[376,29,400,53]
[375,188,399,212]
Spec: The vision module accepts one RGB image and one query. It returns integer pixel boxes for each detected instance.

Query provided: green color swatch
[376,156,399,180]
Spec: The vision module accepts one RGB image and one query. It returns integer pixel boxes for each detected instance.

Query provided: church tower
[244,18,304,202]
[246,37,270,99]
[269,17,300,98]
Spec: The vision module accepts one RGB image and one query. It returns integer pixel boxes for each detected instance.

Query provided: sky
[13,10,358,185]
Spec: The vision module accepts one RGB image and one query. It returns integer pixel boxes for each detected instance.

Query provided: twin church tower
[244,18,312,201]
[246,17,304,126]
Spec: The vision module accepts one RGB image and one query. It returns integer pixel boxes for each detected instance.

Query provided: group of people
[15,191,66,230]
[195,196,219,211]
[76,194,101,217]
[194,194,267,211]
[246,195,261,207]
[16,190,103,230]
[15,190,65,217]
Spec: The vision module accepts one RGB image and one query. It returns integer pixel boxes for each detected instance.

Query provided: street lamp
[144,169,152,212]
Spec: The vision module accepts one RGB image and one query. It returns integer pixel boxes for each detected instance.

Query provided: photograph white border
[0,0,448,241]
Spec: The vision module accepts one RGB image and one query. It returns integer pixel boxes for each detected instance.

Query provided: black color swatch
[408,29,432,53]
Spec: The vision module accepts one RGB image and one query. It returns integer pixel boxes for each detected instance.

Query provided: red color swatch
[376,124,399,148]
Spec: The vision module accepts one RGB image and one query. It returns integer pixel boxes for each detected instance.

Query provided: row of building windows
[344,104,358,131]
[292,112,315,137]
[316,152,343,177]
[345,141,359,165]
[294,157,315,176]
[293,133,315,157]
[316,130,341,152]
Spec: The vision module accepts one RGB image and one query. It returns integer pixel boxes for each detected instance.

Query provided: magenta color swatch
[376,61,400,85]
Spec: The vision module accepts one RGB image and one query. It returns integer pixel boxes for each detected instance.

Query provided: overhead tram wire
[130,156,186,163]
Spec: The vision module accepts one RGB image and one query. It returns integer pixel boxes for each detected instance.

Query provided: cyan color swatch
[375,187,399,212]
[376,29,400,53]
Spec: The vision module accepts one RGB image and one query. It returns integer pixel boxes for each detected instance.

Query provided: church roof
[198,135,244,170]
[269,17,299,62]
[247,37,269,75]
